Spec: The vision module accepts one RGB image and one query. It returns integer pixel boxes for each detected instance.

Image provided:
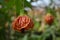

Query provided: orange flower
[44,14,54,25]
[12,15,34,32]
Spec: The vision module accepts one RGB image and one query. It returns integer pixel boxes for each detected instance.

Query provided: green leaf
[34,21,40,30]
[22,34,28,40]
[15,0,20,16]
[15,0,24,16]
[6,0,15,9]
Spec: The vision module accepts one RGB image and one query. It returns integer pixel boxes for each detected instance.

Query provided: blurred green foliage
[0,0,60,40]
